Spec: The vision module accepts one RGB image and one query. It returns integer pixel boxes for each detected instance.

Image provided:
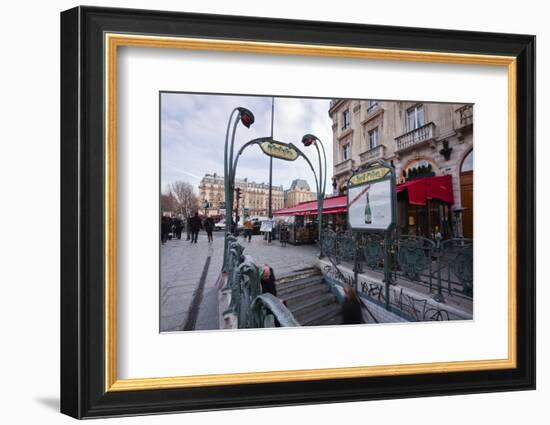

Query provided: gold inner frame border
[104,33,517,392]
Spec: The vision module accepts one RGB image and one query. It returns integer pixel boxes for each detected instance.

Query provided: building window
[407,104,425,130]
[461,150,473,173]
[368,127,379,150]
[367,100,378,112]
[342,110,350,130]
[342,143,350,161]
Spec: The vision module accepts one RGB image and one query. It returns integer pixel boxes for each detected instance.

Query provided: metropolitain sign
[260,140,299,161]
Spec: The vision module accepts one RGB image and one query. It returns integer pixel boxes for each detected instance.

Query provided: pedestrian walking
[341,286,363,325]
[204,215,214,243]
[189,212,202,244]
[260,264,277,297]
[161,216,170,244]
[279,223,289,247]
[174,217,184,240]
[243,216,253,242]
[186,216,192,241]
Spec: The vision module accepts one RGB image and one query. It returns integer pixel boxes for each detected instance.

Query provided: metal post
[353,233,360,293]
[434,248,445,303]
[235,188,239,235]
[268,159,272,216]
[384,233,391,310]
[301,134,326,258]
[314,141,326,257]
[268,98,274,243]
[223,108,239,271]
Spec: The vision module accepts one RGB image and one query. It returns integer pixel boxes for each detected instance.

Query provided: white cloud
[161,93,333,196]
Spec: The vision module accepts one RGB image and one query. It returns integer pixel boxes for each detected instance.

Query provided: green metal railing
[321,229,473,298]
[222,234,300,328]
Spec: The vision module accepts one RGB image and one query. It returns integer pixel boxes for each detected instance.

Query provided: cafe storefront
[273,175,454,243]
[273,195,348,245]
[396,174,455,239]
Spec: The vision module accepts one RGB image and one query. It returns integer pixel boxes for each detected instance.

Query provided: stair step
[276,269,321,285]
[322,314,343,326]
[300,303,343,327]
[281,284,331,308]
[276,276,324,296]
[289,293,336,320]
[272,268,344,328]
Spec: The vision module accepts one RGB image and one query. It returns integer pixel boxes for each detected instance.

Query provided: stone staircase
[276,268,342,326]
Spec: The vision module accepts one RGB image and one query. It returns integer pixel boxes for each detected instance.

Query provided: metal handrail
[223,238,300,328]
[322,237,379,324]
[251,294,300,327]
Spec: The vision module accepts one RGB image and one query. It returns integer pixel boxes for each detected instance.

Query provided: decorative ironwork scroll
[397,236,435,281]
[222,237,300,328]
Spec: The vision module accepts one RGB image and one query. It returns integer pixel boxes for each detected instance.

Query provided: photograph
[57,5,536,419]
[159,93,474,332]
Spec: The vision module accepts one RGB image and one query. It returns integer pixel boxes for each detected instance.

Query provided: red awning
[273,195,347,216]
[396,175,454,206]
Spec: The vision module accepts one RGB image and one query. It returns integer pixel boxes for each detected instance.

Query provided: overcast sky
[160,93,333,195]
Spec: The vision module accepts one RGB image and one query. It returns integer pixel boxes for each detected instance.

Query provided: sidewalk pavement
[160,231,320,332]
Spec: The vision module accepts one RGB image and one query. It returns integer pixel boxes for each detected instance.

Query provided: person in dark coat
[161,216,170,244]
[173,218,184,240]
[189,212,202,244]
[186,216,192,241]
[260,265,277,297]
[203,216,214,243]
[341,286,363,325]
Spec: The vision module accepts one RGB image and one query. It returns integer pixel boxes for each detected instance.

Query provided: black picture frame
[60,6,535,419]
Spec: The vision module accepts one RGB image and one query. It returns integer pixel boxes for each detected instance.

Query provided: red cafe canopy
[273,195,347,216]
[396,175,454,206]
[273,176,453,216]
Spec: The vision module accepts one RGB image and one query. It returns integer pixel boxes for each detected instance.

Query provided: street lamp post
[230,136,321,252]
[223,107,255,271]
[234,187,242,235]
[267,98,274,243]
[301,134,327,257]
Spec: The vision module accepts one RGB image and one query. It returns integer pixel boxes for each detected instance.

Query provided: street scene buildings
[198,172,284,217]
[160,93,474,333]
[284,179,316,208]
[329,99,473,239]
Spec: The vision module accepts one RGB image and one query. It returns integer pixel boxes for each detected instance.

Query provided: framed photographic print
[60,6,535,419]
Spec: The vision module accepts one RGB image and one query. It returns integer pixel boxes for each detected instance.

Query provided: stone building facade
[198,172,284,218]
[328,99,473,238]
[284,179,316,208]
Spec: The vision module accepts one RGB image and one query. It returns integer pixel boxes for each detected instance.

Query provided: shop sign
[260,220,274,232]
[349,167,390,186]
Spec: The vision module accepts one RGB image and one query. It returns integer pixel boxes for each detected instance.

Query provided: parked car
[214,219,226,231]
[214,218,243,233]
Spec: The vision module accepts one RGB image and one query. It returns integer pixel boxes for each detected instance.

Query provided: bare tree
[160,191,176,215]
[168,181,199,218]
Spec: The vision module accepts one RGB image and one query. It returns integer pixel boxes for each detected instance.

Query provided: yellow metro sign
[349,166,391,186]
[260,141,299,161]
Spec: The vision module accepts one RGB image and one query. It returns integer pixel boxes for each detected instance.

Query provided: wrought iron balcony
[455,104,473,129]
[334,158,355,176]
[395,122,436,153]
[359,145,386,164]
